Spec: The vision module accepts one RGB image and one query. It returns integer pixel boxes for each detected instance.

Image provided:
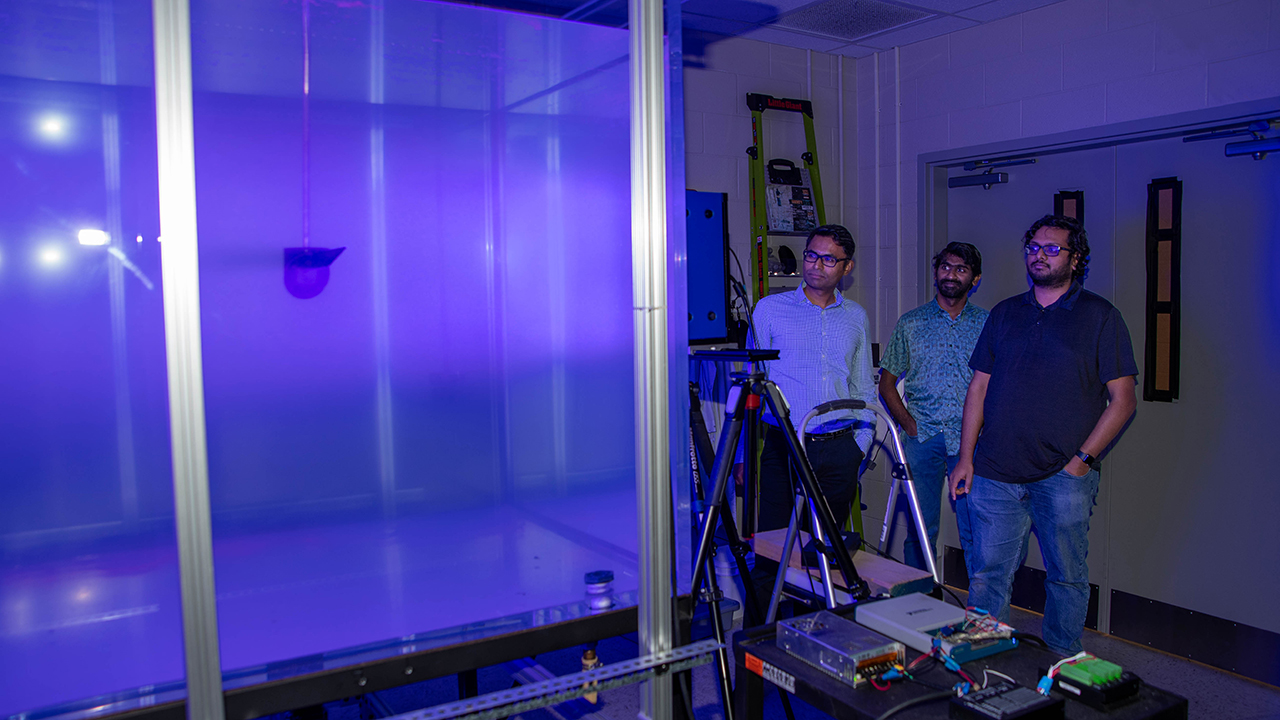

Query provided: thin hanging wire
[302,0,311,247]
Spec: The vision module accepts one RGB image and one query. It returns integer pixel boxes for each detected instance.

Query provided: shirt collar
[1022,280,1083,310]
[932,296,979,319]
[796,282,844,308]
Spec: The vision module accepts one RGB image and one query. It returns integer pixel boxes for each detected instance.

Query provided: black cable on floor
[779,686,797,720]
[940,583,967,609]
[677,671,697,720]
[872,690,953,720]
[1012,631,1049,648]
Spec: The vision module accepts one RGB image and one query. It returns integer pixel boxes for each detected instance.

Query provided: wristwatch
[1075,450,1095,465]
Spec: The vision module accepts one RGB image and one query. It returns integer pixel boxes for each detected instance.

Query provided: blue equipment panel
[686,190,731,344]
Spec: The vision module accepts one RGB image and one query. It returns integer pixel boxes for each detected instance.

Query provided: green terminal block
[1052,656,1141,711]
[1058,658,1122,686]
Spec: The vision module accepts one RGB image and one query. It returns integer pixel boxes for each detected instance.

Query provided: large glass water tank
[0,0,687,715]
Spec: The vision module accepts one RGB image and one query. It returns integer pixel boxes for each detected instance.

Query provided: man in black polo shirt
[948,214,1137,656]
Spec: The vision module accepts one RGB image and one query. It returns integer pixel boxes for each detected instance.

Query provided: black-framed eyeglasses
[803,250,848,267]
[938,262,972,276]
[1024,242,1067,257]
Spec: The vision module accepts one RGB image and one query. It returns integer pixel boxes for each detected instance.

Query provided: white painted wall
[855,0,1280,336]
[848,0,1280,588]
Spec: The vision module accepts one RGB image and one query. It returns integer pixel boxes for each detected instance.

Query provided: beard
[937,279,971,299]
[1029,262,1073,288]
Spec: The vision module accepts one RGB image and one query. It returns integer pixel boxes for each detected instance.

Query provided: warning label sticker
[745,653,795,693]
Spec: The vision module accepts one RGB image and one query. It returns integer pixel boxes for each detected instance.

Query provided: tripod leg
[702,551,736,720]
[715,498,763,627]
[691,382,765,625]
[759,382,868,600]
[690,387,749,603]
[767,494,802,624]
[878,464,903,556]
[807,500,838,609]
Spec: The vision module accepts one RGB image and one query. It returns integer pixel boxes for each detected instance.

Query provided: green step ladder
[746,93,828,302]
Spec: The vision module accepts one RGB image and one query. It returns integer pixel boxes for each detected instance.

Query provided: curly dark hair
[1023,214,1089,283]
[807,224,856,261]
[933,241,982,277]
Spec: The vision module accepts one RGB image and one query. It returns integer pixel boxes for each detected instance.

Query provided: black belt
[765,423,853,442]
[804,425,853,442]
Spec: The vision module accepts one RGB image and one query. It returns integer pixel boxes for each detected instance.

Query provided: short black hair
[933,241,982,277]
[1023,214,1089,282]
[806,224,855,260]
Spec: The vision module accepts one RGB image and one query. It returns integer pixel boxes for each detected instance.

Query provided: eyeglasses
[937,262,972,276]
[803,250,849,267]
[1024,242,1067,257]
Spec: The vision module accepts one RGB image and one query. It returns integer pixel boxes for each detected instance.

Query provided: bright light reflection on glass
[78,229,109,246]
[37,246,65,267]
[35,113,69,141]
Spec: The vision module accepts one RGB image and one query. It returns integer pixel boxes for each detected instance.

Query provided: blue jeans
[899,433,974,576]
[968,468,1100,656]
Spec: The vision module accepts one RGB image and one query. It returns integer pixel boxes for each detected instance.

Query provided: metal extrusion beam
[152,1,225,719]
[385,641,719,720]
[629,0,674,718]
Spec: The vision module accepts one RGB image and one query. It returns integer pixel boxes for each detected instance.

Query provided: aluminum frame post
[630,0,673,717]
[152,0,225,718]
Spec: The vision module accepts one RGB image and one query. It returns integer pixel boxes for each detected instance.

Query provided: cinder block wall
[855,0,1280,338]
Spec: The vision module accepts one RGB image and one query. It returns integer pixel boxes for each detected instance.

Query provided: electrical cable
[677,671,696,720]
[1048,651,1091,679]
[727,247,761,350]
[1011,631,1049,649]
[940,584,967,610]
[778,687,798,720]
[982,668,1016,688]
[872,690,953,720]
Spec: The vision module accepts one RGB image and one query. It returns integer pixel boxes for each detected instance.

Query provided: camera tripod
[690,355,870,617]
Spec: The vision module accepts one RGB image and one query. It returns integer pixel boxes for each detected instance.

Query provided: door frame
[916,95,1280,634]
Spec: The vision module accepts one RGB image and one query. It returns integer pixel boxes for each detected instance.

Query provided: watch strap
[1076,450,1095,465]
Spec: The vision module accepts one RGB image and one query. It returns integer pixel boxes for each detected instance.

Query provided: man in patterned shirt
[878,242,987,573]
[737,224,877,537]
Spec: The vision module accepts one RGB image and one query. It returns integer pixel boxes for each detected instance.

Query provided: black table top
[732,607,1188,720]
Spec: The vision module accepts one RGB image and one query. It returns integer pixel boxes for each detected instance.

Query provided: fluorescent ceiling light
[36,113,69,141]
[78,229,109,246]
[38,246,64,267]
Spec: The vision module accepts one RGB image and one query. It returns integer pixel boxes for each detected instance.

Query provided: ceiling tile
[773,0,932,41]
[882,0,988,11]
[956,0,1063,22]
[679,0,783,25]
[856,14,978,48]
[741,26,853,51]
[832,43,881,57]
[682,12,757,35]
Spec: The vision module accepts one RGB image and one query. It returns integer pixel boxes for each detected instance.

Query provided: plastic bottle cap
[585,570,614,584]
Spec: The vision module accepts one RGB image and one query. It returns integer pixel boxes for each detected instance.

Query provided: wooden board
[753,528,934,597]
